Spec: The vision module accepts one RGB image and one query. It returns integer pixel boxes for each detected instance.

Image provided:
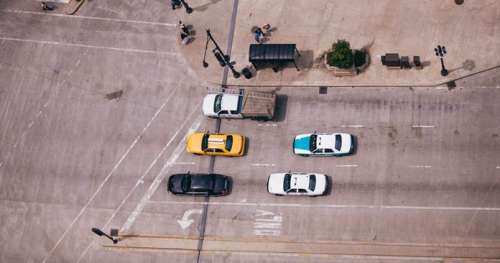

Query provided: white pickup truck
[202,89,276,120]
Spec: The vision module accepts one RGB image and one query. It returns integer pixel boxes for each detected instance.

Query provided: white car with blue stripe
[293,132,354,156]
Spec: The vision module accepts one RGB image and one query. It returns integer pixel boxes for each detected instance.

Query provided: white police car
[267,172,328,196]
[293,132,354,156]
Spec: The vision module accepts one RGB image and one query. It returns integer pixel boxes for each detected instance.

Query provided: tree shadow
[295,50,314,69]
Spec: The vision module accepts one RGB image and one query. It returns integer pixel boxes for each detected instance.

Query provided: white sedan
[267,172,328,196]
[293,132,354,156]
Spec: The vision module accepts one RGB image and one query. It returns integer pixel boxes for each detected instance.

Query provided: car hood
[293,134,312,154]
[202,94,217,116]
[168,174,185,194]
[213,175,231,195]
[336,133,353,153]
[267,173,286,194]
[310,173,327,195]
[186,132,203,153]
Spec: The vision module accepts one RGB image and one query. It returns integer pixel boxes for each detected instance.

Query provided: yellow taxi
[186,132,246,157]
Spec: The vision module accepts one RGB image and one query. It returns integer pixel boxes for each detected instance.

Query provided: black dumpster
[249,44,300,72]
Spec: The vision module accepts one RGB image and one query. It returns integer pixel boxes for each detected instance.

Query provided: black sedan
[167,172,231,196]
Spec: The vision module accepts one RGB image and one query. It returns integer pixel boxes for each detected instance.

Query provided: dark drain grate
[447,81,457,90]
[319,86,328,94]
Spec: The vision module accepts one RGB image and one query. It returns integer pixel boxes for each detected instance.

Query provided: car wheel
[274,194,284,196]
[299,154,309,157]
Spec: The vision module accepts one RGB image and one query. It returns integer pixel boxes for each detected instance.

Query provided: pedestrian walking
[252,27,265,44]
[171,0,181,10]
[178,21,193,45]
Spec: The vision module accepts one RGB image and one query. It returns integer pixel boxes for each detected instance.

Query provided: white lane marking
[177,209,203,230]
[335,164,358,168]
[341,124,364,128]
[254,210,282,236]
[257,123,278,127]
[146,200,500,212]
[120,115,203,232]
[75,106,201,263]
[409,165,432,169]
[1,9,177,27]
[251,163,276,167]
[173,161,196,165]
[43,88,177,263]
[0,36,178,56]
[412,125,435,128]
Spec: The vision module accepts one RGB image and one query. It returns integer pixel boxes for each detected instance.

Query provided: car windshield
[309,135,317,151]
[214,95,222,113]
[201,134,209,150]
[308,175,316,191]
[225,135,233,151]
[335,134,342,151]
[181,176,191,192]
[283,174,292,192]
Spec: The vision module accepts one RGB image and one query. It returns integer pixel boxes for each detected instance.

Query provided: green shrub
[326,40,353,69]
[354,49,366,67]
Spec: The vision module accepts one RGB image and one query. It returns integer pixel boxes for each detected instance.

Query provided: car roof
[316,134,336,149]
[207,134,228,149]
[289,173,311,190]
[189,174,214,190]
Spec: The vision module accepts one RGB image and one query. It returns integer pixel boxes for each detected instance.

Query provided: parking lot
[1,1,500,263]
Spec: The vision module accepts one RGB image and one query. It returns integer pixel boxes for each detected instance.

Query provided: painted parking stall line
[251,163,276,167]
[409,165,432,169]
[174,162,196,166]
[146,200,500,212]
[335,164,358,168]
[341,124,364,128]
[257,123,278,127]
[411,125,435,128]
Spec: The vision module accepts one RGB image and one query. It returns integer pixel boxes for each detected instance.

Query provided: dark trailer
[249,44,301,72]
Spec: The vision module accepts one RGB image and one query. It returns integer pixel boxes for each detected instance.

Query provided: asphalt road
[0,1,499,263]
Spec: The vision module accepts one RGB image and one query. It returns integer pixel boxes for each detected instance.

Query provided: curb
[103,235,500,259]
[63,0,85,15]
[207,64,500,89]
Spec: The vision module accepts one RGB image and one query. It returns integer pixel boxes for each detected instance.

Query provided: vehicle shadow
[324,175,333,196]
[273,94,288,122]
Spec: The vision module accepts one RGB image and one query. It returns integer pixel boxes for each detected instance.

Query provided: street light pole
[434,45,448,76]
[179,0,193,14]
[202,29,240,78]
[91,227,118,244]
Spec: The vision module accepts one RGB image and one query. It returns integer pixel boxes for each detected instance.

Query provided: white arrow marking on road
[177,209,203,230]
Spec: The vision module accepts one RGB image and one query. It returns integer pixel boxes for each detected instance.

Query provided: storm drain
[319,86,328,94]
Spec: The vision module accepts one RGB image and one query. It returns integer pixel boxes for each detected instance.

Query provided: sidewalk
[104,234,500,259]
[177,0,500,87]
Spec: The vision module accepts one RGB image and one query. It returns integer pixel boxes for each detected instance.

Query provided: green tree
[327,40,353,69]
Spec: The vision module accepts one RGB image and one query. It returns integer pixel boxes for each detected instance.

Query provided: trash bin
[242,67,253,79]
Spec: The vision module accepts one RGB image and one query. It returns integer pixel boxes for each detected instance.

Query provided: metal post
[204,29,240,78]
[91,228,118,244]
[434,45,448,76]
